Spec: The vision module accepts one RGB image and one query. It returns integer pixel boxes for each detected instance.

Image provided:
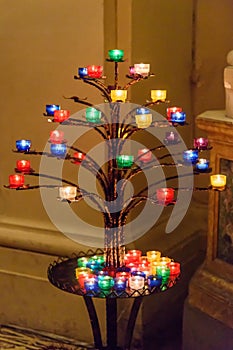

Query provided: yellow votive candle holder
[111,90,127,102]
[151,90,167,102]
[147,250,161,262]
[210,174,226,190]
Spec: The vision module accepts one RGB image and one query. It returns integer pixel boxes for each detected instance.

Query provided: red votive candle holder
[169,262,180,281]
[156,188,175,205]
[193,137,209,150]
[50,130,64,143]
[16,160,31,173]
[127,250,142,263]
[87,65,103,78]
[53,109,70,123]
[73,152,86,164]
[138,149,152,162]
[9,174,24,188]
[166,107,182,120]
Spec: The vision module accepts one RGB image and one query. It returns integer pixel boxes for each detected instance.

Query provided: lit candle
[59,186,77,200]
[76,268,92,289]
[53,109,70,123]
[210,174,226,190]
[196,158,209,171]
[46,104,60,116]
[77,257,89,268]
[84,276,99,292]
[167,107,182,120]
[134,63,150,77]
[131,270,146,278]
[128,275,145,290]
[16,140,31,152]
[50,130,64,143]
[73,152,86,164]
[129,66,135,76]
[156,266,170,284]
[108,49,124,62]
[147,275,162,288]
[87,65,103,78]
[156,188,175,205]
[116,155,134,168]
[98,275,114,291]
[151,90,167,102]
[169,262,180,280]
[135,107,152,128]
[114,277,127,291]
[183,149,199,164]
[164,131,180,144]
[138,148,152,162]
[50,143,67,157]
[147,250,161,262]
[170,111,186,124]
[16,160,31,172]
[160,257,171,264]
[150,261,163,275]
[78,67,88,78]
[85,107,102,123]
[193,137,209,150]
[9,174,24,188]
[127,250,142,262]
[110,90,127,102]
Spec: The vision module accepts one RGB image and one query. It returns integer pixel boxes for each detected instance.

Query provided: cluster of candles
[75,249,180,294]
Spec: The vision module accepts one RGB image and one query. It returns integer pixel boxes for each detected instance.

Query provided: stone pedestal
[183,110,233,350]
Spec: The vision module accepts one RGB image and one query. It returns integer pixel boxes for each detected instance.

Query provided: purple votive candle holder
[193,137,209,150]
[164,131,179,144]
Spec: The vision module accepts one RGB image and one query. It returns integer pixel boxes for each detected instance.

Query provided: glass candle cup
[50,130,64,143]
[59,186,77,200]
[156,266,170,284]
[128,275,145,290]
[164,131,179,144]
[108,49,124,62]
[50,143,67,157]
[183,149,199,164]
[156,188,175,205]
[110,89,127,102]
[170,111,186,124]
[116,155,134,168]
[114,277,127,291]
[84,276,99,292]
[98,275,114,291]
[46,104,60,116]
[147,250,161,262]
[166,107,182,120]
[9,174,24,188]
[196,158,209,171]
[127,250,142,263]
[73,152,86,164]
[53,109,70,123]
[77,257,89,268]
[138,149,152,162]
[87,65,103,78]
[78,67,88,78]
[85,107,102,123]
[210,174,226,190]
[151,90,167,102]
[193,137,209,150]
[16,140,31,152]
[147,275,162,288]
[16,160,31,172]
[135,113,152,128]
[134,63,150,77]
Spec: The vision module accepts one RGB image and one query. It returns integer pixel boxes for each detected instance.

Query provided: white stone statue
[224,50,233,118]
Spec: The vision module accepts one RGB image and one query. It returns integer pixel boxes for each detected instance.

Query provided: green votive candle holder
[116,155,134,168]
[156,266,170,284]
[77,257,89,268]
[85,107,101,123]
[108,49,124,62]
[98,275,114,291]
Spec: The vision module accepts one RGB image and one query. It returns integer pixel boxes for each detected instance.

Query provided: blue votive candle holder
[196,158,209,171]
[147,275,162,288]
[46,104,60,116]
[131,270,146,278]
[170,111,186,124]
[50,143,67,157]
[16,139,31,152]
[84,276,99,292]
[78,67,88,78]
[183,149,198,164]
[114,277,127,291]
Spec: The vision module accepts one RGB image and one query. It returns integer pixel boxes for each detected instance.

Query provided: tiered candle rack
[4,49,227,349]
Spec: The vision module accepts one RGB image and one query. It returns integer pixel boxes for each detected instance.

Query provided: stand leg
[124,297,143,350]
[83,296,103,349]
[106,297,118,349]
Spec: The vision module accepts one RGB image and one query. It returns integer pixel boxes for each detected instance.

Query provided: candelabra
[4,49,227,350]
